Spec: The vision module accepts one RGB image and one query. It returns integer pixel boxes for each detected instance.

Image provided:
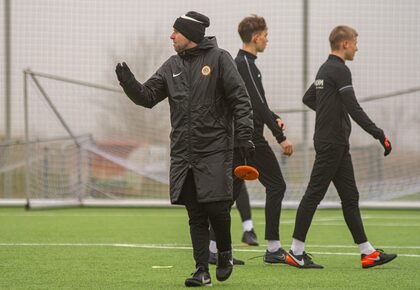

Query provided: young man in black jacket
[115,11,254,286]
[285,25,397,269]
[211,15,294,265]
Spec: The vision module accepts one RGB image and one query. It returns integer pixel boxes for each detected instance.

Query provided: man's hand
[237,140,256,159]
[115,62,134,84]
[381,137,392,156]
[276,118,286,131]
[279,139,293,156]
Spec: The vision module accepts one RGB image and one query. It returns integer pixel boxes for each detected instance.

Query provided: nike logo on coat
[172,72,182,77]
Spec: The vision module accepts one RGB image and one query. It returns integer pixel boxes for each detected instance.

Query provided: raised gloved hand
[237,140,256,159]
[115,62,134,84]
[380,137,392,156]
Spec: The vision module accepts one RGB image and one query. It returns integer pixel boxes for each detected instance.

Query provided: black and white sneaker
[263,248,288,264]
[285,250,324,269]
[216,250,233,281]
[185,267,212,287]
[208,252,245,265]
[241,229,259,246]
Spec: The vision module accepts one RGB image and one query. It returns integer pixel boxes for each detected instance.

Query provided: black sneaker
[208,252,245,266]
[263,248,288,264]
[241,229,259,246]
[216,250,233,281]
[361,249,397,269]
[285,250,324,269]
[185,267,212,287]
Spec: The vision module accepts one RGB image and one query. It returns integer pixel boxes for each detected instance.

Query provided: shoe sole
[285,263,324,269]
[264,258,287,265]
[233,260,245,265]
[240,243,259,247]
[185,281,212,287]
[362,255,397,269]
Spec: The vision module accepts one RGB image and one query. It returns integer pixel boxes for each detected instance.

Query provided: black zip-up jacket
[235,49,286,146]
[119,37,253,204]
[303,54,385,145]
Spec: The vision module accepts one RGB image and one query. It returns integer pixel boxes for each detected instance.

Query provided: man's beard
[174,42,188,53]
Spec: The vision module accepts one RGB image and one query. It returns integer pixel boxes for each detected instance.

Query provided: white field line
[2,214,420,226]
[307,223,420,227]
[0,214,419,219]
[256,219,420,227]
[0,214,188,217]
[0,243,419,258]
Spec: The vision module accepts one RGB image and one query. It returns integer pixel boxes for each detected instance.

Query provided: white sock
[291,238,305,255]
[209,240,218,254]
[267,240,281,253]
[242,219,253,232]
[358,241,375,255]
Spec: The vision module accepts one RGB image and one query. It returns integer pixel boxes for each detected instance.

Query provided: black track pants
[292,142,368,244]
[181,170,232,270]
[220,142,286,241]
[210,142,286,241]
[235,183,252,222]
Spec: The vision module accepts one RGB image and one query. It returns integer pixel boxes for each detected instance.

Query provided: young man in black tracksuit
[285,25,397,269]
[211,15,294,264]
[116,11,254,286]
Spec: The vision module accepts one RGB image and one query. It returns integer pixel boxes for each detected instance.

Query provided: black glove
[237,140,255,159]
[380,137,392,156]
[115,62,134,84]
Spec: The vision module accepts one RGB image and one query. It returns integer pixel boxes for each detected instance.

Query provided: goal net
[21,70,420,209]
[3,0,418,208]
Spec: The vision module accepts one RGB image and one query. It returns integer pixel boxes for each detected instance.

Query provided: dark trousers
[235,183,252,222]
[241,143,286,240]
[181,170,232,270]
[292,142,368,244]
[209,142,286,241]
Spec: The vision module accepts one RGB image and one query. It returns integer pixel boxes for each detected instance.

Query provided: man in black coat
[115,11,254,286]
[285,25,397,269]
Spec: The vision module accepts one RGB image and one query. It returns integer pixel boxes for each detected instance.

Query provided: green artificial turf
[0,207,419,289]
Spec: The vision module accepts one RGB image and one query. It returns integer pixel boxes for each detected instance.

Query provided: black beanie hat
[173,11,210,44]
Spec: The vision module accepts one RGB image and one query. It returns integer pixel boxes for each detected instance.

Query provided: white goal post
[2,69,418,209]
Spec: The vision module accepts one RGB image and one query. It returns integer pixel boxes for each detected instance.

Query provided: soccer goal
[17,69,420,209]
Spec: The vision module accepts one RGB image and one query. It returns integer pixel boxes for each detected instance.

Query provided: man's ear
[251,33,259,43]
[342,40,349,49]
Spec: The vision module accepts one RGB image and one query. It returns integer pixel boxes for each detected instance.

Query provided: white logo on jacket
[315,79,324,89]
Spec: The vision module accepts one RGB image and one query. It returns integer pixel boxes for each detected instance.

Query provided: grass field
[0,207,419,289]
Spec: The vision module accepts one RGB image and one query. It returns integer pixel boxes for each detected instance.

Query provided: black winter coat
[119,37,253,204]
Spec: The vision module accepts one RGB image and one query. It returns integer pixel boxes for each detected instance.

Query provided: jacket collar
[238,49,257,60]
[178,36,218,59]
[328,54,345,64]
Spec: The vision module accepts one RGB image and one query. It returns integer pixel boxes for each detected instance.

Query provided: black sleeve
[119,64,168,109]
[335,67,385,140]
[219,51,254,142]
[302,83,316,111]
[235,58,286,143]
[271,111,281,121]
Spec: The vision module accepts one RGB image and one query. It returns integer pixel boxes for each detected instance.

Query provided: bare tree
[99,29,171,144]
